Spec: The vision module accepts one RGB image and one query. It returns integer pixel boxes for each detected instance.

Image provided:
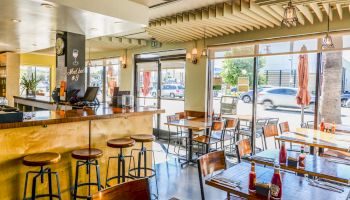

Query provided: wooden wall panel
[0,114,154,200]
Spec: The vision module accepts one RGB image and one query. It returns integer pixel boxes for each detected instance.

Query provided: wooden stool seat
[130,134,155,143]
[23,152,61,166]
[107,138,135,148]
[72,148,103,160]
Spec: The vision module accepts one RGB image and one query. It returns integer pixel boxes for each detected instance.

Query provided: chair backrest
[211,121,224,132]
[306,121,314,129]
[197,151,226,200]
[279,122,290,133]
[166,115,178,123]
[224,118,238,130]
[220,96,238,115]
[185,110,206,118]
[89,178,150,200]
[263,124,279,138]
[235,139,252,163]
[175,112,186,119]
[267,118,279,125]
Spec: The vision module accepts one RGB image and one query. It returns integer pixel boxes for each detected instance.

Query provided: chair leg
[95,160,102,191]
[48,168,53,200]
[54,172,62,200]
[23,171,30,200]
[73,161,80,200]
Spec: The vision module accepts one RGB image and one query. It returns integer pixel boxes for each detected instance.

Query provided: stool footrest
[105,175,135,187]
[128,168,156,179]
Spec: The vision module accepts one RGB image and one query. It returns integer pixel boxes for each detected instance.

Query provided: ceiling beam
[296,5,314,24]
[309,2,323,22]
[336,3,343,19]
[322,3,333,21]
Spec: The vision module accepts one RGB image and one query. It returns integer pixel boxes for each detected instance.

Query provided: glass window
[85,58,120,103]
[259,41,291,54]
[20,66,51,97]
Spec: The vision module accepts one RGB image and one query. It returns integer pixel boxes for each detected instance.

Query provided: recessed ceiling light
[90,28,98,31]
[11,19,21,23]
[32,44,37,46]
[41,3,54,8]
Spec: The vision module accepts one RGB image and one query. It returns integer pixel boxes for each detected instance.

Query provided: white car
[257,87,315,111]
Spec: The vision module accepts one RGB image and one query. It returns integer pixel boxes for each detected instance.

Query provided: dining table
[206,162,350,200]
[249,149,350,184]
[164,117,211,167]
[275,128,350,155]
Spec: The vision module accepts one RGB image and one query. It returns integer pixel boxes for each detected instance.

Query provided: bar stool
[105,138,136,187]
[71,148,103,199]
[22,152,62,200]
[128,134,158,199]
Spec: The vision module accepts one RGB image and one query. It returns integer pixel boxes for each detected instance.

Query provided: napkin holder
[287,156,298,167]
[256,182,270,198]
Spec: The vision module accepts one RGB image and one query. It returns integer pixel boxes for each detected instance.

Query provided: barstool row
[22,134,157,200]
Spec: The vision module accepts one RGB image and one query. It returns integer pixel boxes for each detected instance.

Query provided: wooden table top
[206,162,350,200]
[164,118,211,131]
[275,128,350,152]
[250,149,350,184]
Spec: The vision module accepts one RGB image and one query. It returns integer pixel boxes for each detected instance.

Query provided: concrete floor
[151,142,230,200]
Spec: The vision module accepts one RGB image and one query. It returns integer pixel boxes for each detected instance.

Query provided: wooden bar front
[0,108,162,200]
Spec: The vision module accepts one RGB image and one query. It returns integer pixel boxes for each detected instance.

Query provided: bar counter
[0,106,164,200]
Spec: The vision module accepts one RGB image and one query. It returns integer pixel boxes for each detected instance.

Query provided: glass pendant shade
[322,33,335,49]
[201,49,207,57]
[191,48,198,55]
[282,1,298,26]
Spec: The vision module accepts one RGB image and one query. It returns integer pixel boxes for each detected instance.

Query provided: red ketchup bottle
[320,118,325,132]
[279,141,287,165]
[270,165,282,200]
[298,145,306,169]
[249,162,256,192]
[332,121,336,134]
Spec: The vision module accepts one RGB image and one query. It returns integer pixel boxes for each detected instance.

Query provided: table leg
[181,128,196,168]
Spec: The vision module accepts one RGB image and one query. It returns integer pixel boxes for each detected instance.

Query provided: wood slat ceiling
[146,1,350,42]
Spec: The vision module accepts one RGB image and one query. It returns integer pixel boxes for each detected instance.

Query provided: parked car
[239,86,272,103]
[151,84,184,98]
[341,93,350,107]
[257,87,315,111]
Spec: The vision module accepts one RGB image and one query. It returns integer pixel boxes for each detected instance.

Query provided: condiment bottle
[249,162,256,192]
[298,145,306,169]
[332,121,336,134]
[320,118,325,132]
[270,165,282,200]
[279,141,287,165]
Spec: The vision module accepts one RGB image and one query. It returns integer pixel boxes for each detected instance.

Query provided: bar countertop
[0,106,164,129]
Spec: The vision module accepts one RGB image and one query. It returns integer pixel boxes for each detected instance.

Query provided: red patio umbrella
[142,72,151,97]
[296,45,311,125]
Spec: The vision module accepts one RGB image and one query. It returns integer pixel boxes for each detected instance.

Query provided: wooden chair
[235,139,252,163]
[89,178,150,200]
[279,121,290,133]
[193,121,223,155]
[262,124,279,149]
[166,115,185,159]
[197,151,242,200]
[217,118,239,153]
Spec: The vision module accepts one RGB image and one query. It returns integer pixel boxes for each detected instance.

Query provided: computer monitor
[83,87,99,103]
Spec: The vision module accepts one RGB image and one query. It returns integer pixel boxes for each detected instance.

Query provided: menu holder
[256,182,270,198]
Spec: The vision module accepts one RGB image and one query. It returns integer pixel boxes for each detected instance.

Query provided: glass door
[160,60,185,130]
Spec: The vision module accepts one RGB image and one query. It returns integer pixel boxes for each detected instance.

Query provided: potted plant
[20,74,41,97]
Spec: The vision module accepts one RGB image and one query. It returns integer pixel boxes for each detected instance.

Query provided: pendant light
[201,27,207,57]
[186,41,198,64]
[282,0,298,26]
[120,49,127,68]
[322,4,335,49]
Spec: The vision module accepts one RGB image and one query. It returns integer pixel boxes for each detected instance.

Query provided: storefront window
[20,66,51,97]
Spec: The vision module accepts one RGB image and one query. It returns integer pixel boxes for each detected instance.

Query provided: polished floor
[151,141,230,200]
